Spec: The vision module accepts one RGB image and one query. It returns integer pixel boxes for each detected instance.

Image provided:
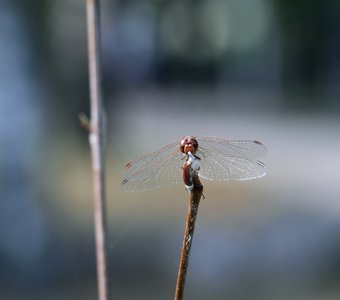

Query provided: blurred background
[1,0,340,299]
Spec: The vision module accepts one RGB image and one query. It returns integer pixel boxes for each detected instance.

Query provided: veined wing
[122,136,267,191]
[122,140,184,192]
[199,141,266,180]
[124,139,180,178]
[197,137,267,160]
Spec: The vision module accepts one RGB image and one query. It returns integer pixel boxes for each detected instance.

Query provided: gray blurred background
[1,0,340,299]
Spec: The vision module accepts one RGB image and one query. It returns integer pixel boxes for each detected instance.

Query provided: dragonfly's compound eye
[188,137,198,150]
[179,136,199,153]
[179,138,186,153]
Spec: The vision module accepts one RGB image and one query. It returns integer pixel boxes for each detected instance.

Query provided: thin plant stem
[85,0,110,299]
[175,175,203,300]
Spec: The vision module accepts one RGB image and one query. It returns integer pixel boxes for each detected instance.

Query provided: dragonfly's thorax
[182,151,201,188]
[187,152,201,174]
[179,136,199,154]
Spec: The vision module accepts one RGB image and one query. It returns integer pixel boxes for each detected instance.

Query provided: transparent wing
[122,140,185,192]
[196,137,267,180]
[197,137,267,159]
[122,136,267,192]
[199,155,266,181]
[123,139,180,178]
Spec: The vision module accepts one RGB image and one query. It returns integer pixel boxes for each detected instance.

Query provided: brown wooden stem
[175,175,203,300]
[86,0,110,300]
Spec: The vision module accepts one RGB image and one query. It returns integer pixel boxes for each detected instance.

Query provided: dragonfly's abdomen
[182,162,192,187]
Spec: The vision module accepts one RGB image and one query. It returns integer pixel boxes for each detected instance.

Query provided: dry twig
[175,175,204,300]
[84,0,110,299]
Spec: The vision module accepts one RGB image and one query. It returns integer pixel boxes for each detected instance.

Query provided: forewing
[198,146,266,181]
[122,140,184,192]
[197,137,267,159]
[123,139,180,178]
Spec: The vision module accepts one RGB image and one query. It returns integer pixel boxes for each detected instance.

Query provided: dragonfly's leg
[182,162,193,190]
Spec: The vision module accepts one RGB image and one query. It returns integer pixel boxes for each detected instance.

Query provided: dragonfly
[122,136,267,192]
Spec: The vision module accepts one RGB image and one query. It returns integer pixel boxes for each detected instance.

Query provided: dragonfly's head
[179,136,198,154]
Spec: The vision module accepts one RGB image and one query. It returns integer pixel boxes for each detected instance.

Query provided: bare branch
[85,0,110,299]
[175,176,204,300]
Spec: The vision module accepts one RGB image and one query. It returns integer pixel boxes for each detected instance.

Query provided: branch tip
[79,112,92,133]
